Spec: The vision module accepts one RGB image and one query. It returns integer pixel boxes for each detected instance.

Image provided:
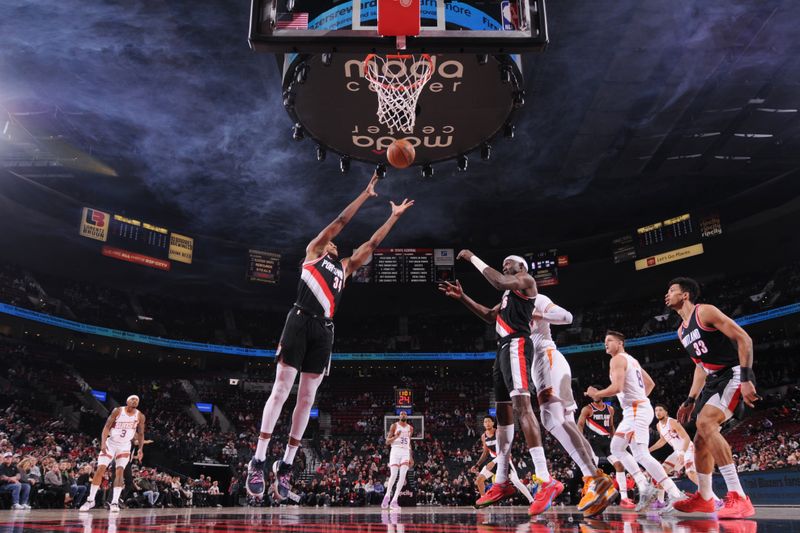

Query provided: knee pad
[539,401,566,434]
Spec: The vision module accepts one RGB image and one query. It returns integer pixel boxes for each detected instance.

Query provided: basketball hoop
[364,53,433,134]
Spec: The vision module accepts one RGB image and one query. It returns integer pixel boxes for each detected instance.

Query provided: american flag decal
[275,12,309,30]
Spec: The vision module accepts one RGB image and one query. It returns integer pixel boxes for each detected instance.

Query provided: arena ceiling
[1,0,799,263]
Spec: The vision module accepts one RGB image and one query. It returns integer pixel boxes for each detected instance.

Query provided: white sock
[660,477,683,500]
[698,473,714,500]
[509,468,534,503]
[255,437,270,462]
[88,484,99,501]
[547,423,595,477]
[111,487,122,504]
[719,464,746,497]
[494,424,514,484]
[529,446,551,483]
[616,472,628,499]
[392,465,409,502]
[283,443,299,464]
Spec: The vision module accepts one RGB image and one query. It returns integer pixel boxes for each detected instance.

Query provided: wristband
[740,367,755,383]
[469,255,489,273]
[683,396,696,406]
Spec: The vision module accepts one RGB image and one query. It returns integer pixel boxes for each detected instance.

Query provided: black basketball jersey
[297,253,345,319]
[483,430,497,457]
[585,403,612,438]
[677,303,739,374]
[495,289,535,339]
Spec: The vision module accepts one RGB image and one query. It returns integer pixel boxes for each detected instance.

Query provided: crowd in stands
[2,260,799,352]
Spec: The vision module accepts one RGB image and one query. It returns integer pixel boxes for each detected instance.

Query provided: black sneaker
[246,458,266,498]
[272,460,292,501]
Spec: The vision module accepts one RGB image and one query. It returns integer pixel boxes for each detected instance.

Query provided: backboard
[249,0,548,53]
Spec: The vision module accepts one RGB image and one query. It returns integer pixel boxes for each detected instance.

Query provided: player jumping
[245,174,414,500]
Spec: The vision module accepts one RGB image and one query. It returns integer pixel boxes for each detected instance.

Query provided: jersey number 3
[692,340,708,356]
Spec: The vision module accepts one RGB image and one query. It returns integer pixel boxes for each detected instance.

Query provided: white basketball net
[364,54,433,134]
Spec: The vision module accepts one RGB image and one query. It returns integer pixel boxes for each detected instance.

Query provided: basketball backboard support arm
[249,0,548,54]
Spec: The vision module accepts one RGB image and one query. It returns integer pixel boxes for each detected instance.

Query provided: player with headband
[440,251,558,515]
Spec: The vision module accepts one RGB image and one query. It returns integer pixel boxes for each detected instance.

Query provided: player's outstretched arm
[306,173,379,261]
[457,249,535,292]
[699,304,758,407]
[535,300,573,325]
[343,199,414,277]
[438,280,500,324]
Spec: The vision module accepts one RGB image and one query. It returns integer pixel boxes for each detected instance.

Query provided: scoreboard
[247,249,281,284]
[524,249,561,287]
[351,248,455,283]
[79,207,194,270]
[395,388,413,409]
[612,212,723,269]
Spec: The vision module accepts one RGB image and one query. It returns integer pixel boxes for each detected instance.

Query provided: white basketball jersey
[530,293,557,352]
[658,417,686,451]
[391,423,412,450]
[110,408,139,443]
[614,353,649,408]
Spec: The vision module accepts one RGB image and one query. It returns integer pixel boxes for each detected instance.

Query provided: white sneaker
[109,502,120,513]
[635,484,657,512]
[11,504,24,510]
[22,504,31,510]
[79,499,96,512]
[659,491,689,515]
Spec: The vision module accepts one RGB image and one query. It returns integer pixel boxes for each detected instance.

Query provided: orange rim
[363,53,433,91]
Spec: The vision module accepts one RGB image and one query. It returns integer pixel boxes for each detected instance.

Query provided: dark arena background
[2,0,800,531]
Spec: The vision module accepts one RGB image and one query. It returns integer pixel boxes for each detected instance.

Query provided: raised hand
[438,280,463,300]
[390,198,415,217]
[365,172,380,197]
[584,386,601,401]
[457,249,474,261]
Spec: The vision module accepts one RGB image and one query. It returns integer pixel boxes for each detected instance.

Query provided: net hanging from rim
[364,53,433,134]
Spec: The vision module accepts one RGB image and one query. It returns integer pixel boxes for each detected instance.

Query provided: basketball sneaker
[659,491,689,515]
[79,499,96,512]
[474,480,516,508]
[528,477,564,516]
[671,491,716,514]
[635,483,658,512]
[109,502,120,513]
[390,500,401,511]
[246,458,266,498]
[381,494,391,509]
[577,471,615,515]
[619,497,636,509]
[716,492,755,519]
[272,459,293,500]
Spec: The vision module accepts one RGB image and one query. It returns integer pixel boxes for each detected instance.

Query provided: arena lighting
[339,155,351,173]
[136,315,153,321]
[480,142,491,161]
[292,123,304,141]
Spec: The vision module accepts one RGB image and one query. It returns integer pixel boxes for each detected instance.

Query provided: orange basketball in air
[387,139,415,169]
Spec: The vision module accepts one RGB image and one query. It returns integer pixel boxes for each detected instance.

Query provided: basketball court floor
[1,506,798,532]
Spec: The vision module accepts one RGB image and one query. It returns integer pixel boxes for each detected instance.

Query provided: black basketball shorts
[493,335,533,402]
[276,307,334,375]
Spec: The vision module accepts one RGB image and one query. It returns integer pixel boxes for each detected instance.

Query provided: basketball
[387,139,415,169]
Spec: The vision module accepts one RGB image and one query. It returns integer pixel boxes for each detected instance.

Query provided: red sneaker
[716,492,755,519]
[619,497,636,509]
[528,478,564,515]
[672,491,716,514]
[474,481,516,508]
